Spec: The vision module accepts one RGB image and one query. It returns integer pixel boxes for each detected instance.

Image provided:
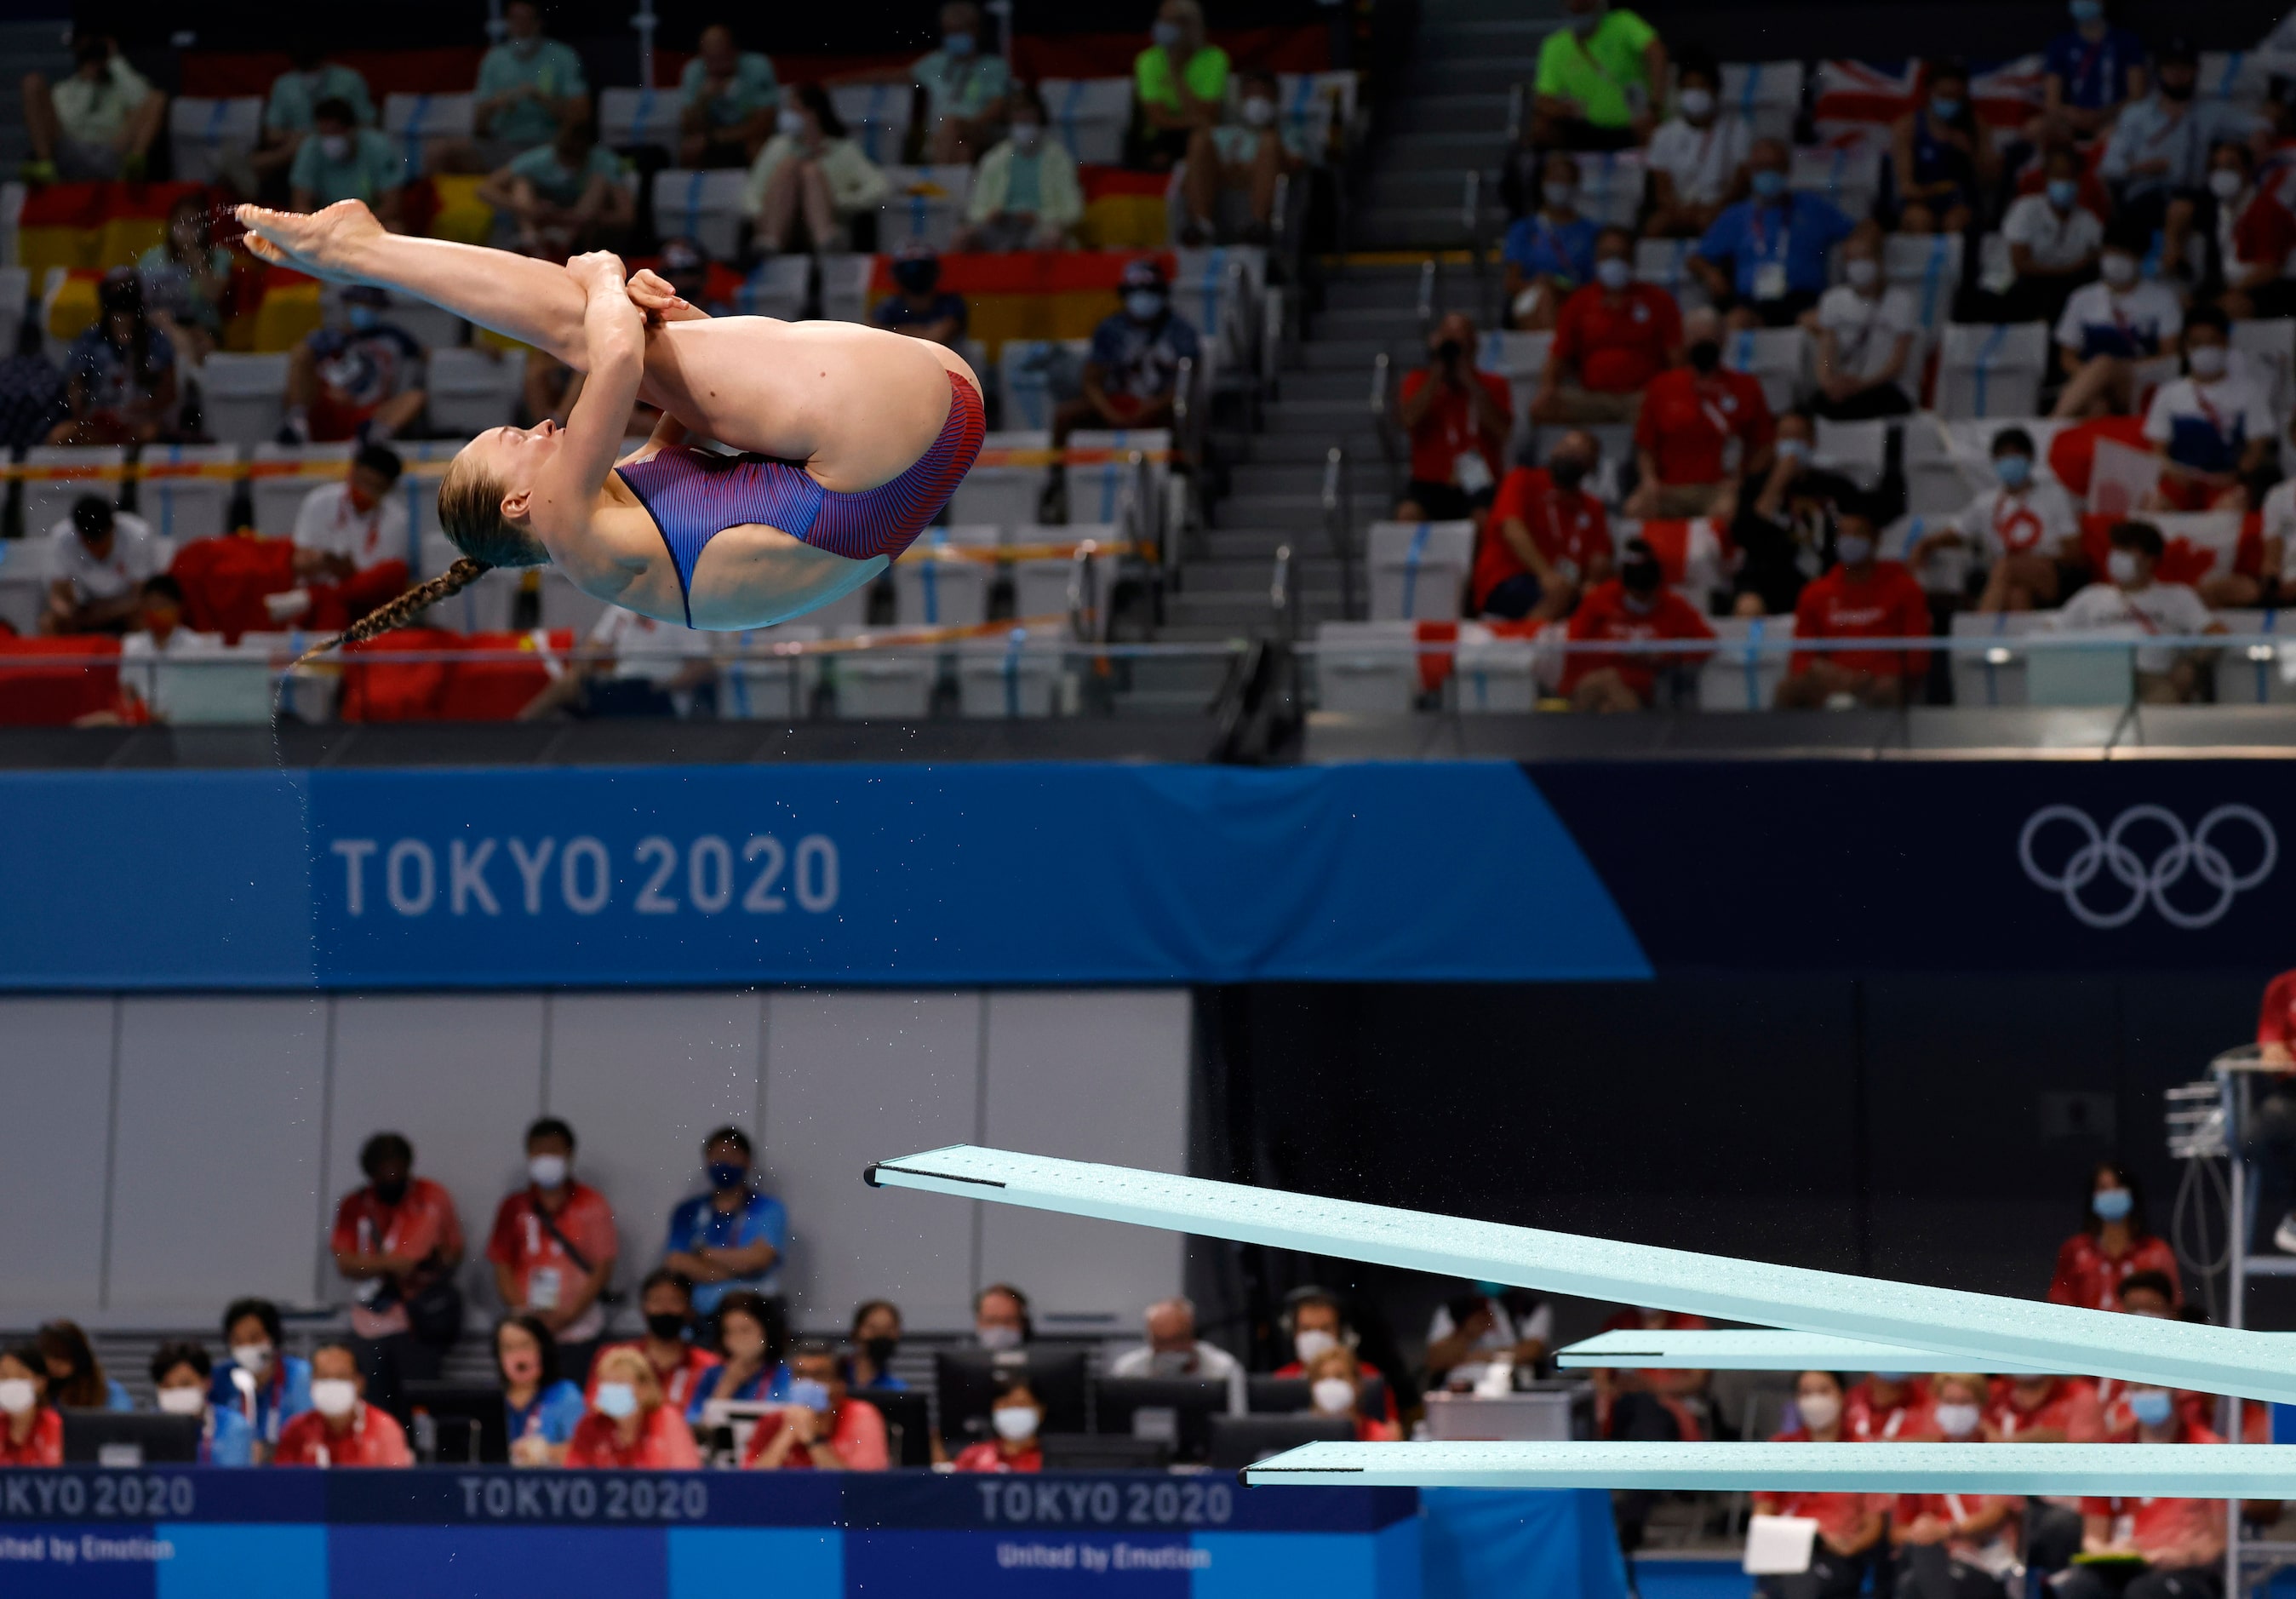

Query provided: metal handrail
[1065,543,1102,645]
[1270,543,1297,645]
[1321,445,1357,620]
[1463,169,1485,276]
[1369,350,1400,501]
[1505,82,1526,146]
[1415,258,1437,335]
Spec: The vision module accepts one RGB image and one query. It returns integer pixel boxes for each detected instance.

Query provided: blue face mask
[1995,453,2033,487]
[942,31,974,56]
[2046,178,2079,210]
[1930,96,1962,122]
[1152,20,1183,49]
[346,305,379,332]
[2128,1390,2174,1428]
[707,1161,746,1191]
[787,1378,832,1412]
[2070,0,2104,22]
[2093,1187,2133,1221]
[1751,169,1787,199]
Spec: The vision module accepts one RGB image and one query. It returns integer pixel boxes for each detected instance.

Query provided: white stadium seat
[1698,615,1797,711]
[1790,144,1882,225]
[651,169,747,261]
[1010,523,1119,622]
[194,352,292,449]
[1722,325,1807,415]
[2211,610,2296,705]
[1366,519,1474,622]
[392,440,468,560]
[1571,151,1646,229]
[818,254,874,324]
[424,347,523,435]
[1038,77,1133,165]
[891,533,998,629]
[735,255,811,320]
[1883,232,1964,334]
[952,431,1051,530]
[169,97,262,185]
[877,165,973,253]
[250,444,353,537]
[1949,609,2052,708]
[598,86,681,154]
[1314,620,1421,714]
[1935,322,2048,420]
[1635,237,1709,315]
[956,628,1064,718]
[998,341,1090,433]
[830,84,917,166]
[1453,622,1543,714]
[20,446,127,543]
[2233,318,2296,421]
[383,91,475,175]
[136,444,242,544]
[1718,60,1806,142]
[723,623,826,719]
[832,628,935,719]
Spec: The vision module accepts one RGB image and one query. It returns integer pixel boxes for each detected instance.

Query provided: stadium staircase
[0,21,72,174]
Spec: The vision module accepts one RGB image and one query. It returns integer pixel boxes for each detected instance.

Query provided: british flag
[1816,56,2045,140]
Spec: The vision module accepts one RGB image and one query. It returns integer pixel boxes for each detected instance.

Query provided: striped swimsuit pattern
[614,369,986,626]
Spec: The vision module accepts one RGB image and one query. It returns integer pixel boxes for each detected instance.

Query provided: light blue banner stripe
[1556,1329,2058,1373]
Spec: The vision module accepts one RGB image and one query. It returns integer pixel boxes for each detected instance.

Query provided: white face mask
[1010,121,1042,152]
[976,1324,1022,1352]
[2188,343,2229,380]
[528,1154,568,1189]
[1679,87,1715,121]
[1845,257,1880,289]
[319,135,351,162]
[1595,256,1633,291]
[992,1405,1041,1441]
[1836,534,1874,566]
[1311,1378,1357,1415]
[231,1342,273,1374]
[2107,548,2142,585]
[311,1378,358,1418]
[1797,1391,1841,1430]
[157,1385,206,1417]
[1543,184,1577,213]
[2209,168,2246,201]
[1934,1402,1982,1438]
[1241,97,1276,128]
[777,109,807,140]
[0,1379,36,1416]
[1293,1328,1339,1365]
[2100,253,2138,288]
[594,1382,638,1419]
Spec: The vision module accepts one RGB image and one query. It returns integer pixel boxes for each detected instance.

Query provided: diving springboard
[1557,1329,2056,1374]
[865,1146,2296,1405]
[1235,1441,2296,1494]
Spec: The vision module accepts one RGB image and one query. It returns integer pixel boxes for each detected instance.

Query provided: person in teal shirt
[476,0,591,152]
[258,45,375,186]
[1532,0,1666,152]
[678,23,779,166]
[289,99,404,227]
[911,1,1011,163]
[478,118,633,256]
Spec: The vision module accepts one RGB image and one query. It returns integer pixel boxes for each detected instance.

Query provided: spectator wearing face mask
[476,0,590,152]
[2207,140,2296,322]
[2093,1275,2184,1436]
[1888,1375,2020,1599]
[1426,1283,1555,1388]
[487,1117,619,1385]
[49,270,176,449]
[1131,0,1228,171]
[2049,1164,2181,1310]
[2059,1387,2224,1599]
[2100,40,2262,285]
[0,1345,61,1467]
[1912,427,2082,612]
[875,248,971,346]
[741,83,891,255]
[1732,410,1864,616]
[685,1292,789,1423]
[1645,49,1750,238]
[258,43,375,183]
[1183,71,1307,246]
[1990,1372,2108,1445]
[0,315,67,453]
[744,1339,888,1470]
[566,1346,701,1469]
[272,1342,413,1467]
[1845,1372,1935,1441]
[908,2,1014,166]
[1305,1348,1399,1441]
[477,117,633,258]
[2140,303,2275,513]
[959,86,1084,252]
[330,1130,465,1421]
[1531,0,1666,152]
[661,1125,786,1316]
[282,288,427,446]
[294,443,409,597]
[678,23,781,168]
[1755,1371,1888,1599]
[2051,227,2184,420]
[1891,63,1994,237]
[1561,539,1716,712]
[1776,509,1932,708]
[1502,153,1600,331]
[2037,0,2148,145]
[953,1378,1045,1472]
[593,1269,721,1417]
[137,196,234,364]
[2052,520,2225,702]
[1274,1289,1404,1426]
[289,99,404,226]
[1628,307,1773,520]
[152,1343,255,1467]
[209,1298,312,1461]
[497,1314,587,1466]
[1474,431,1612,621]
[1108,1298,1246,1412]
[1534,226,1681,424]
[1056,260,1202,445]
[1999,145,2106,327]
[37,1320,129,1411]
[843,1300,908,1392]
[20,31,163,186]
[2243,980,2296,1251]
[1812,233,1917,421]
[1394,312,1512,521]
[42,495,158,637]
[975,1283,1033,1351]
[1691,140,1857,331]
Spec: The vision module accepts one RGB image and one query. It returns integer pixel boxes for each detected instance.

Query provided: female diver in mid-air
[233,201,984,647]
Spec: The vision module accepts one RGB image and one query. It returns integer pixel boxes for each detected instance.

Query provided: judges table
[0,1469,1627,1598]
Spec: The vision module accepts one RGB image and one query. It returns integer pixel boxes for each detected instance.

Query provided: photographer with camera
[330,1132,466,1421]
[1395,312,1514,523]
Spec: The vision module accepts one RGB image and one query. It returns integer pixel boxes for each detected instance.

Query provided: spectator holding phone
[209,1298,312,1462]
[331,1130,465,1420]
[1394,312,1513,521]
[687,1290,788,1422]
[487,1117,618,1385]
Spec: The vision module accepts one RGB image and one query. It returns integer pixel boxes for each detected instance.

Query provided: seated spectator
[1811,232,1917,421]
[282,287,426,445]
[2058,1389,2224,1599]
[2140,304,2275,513]
[49,270,176,447]
[478,117,633,258]
[272,1341,413,1467]
[487,1116,618,1384]
[209,1298,312,1461]
[497,1314,587,1467]
[43,496,157,637]
[20,31,162,184]
[1753,1371,1887,1599]
[1425,1282,1555,1388]
[1846,1370,1933,1440]
[1628,307,1773,520]
[842,1300,908,1393]
[594,1269,721,1417]
[1108,1298,1245,1409]
[2051,228,2183,419]
[1305,1347,1399,1441]
[1999,144,2105,328]
[0,316,66,452]
[1890,61,1994,236]
[37,1320,129,1411]
[564,1346,701,1469]
[679,23,781,168]
[1691,140,1857,330]
[742,83,891,255]
[909,2,1014,166]
[257,43,375,184]
[1274,1287,1352,1376]
[2035,0,2148,144]
[951,1377,1044,1473]
[0,1344,61,1467]
[2117,1270,2176,1319]
[1991,1372,2107,1443]
[1560,538,1716,712]
[1182,71,1305,246]
[1503,153,1601,331]
[661,1125,787,1316]
[687,1290,787,1421]
[152,1343,255,1467]
[295,443,409,587]
[2099,41,2259,287]
[2208,140,2296,321]
[1732,411,1862,616]
[329,1129,465,1420]
[744,1339,889,1470]
[1474,430,1612,621]
[1393,311,1511,521]
[974,1283,1033,1350]
[109,575,222,726]
[1536,228,1680,425]
[959,87,1084,251]
[1778,509,1932,708]
[2245,971,2296,1247]
[137,196,235,363]
[1889,1375,2018,1599]
[518,603,721,720]
[1531,0,1664,152]
[289,98,405,226]
[2050,1163,2180,1310]
[1131,0,1227,171]
[1644,48,1749,238]
[2053,520,2224,702]
[1055,260,1202,446]
[1913,427,2083,612]
[874,247,970,346]
[476,0,591,153]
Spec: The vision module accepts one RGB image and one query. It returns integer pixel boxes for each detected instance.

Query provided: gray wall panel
[0,999,116,1311]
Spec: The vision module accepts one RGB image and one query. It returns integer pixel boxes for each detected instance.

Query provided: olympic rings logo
[2018,805,2278,930]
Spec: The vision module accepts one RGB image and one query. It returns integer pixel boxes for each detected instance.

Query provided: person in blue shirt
[684,1290,790,1423]
[2036,0,2148,143]
[152,1343,255,1466]
[1056,258,1202,444]
[874,246,969,347]
[662,1126,787,1318]
[1689,137,1858,330]
[209,1298,312,1460]
[841,1299,910,1393]
[1890,61,1995,236]
[2098,41,2262,280]
[496,1315,587,1466]
[1501,152,1600,330]
[38,1320,133,1412]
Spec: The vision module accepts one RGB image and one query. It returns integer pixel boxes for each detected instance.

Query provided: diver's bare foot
[233,200,386,282]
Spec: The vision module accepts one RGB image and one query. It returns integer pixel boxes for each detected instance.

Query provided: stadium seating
[1452,624,1542,714]
[1698,616,1797,711]
[425,347,524,435]
[997,340,1090,432]
[136,444,243,544]
[1635,237,1709,315]
[950,431,1052,528]
[1949,609,2048,707]
[1935,323,2048,420]
[955,628,1064,718]
[1011,524,1120,622]
[2211,610,2296,705]
[1039,78,1132,165]
[722,623,826,719]
[1718,60,1806,141]
[1790,145,1883,226]
[1722,325,1807,416]
[1882,232,1963,335]
[168,97,263,186]
[652,169,748,261]
[877,165,976,254]
[251,443,353,536]
[830,84,918,166]
[1570,151,1646,230]
[832,629,935,719]
[383,91,477,175]
[1366,520,1474,622]
[1312,620,1420,714]
[21,446,129,539]
[194,352,293,450]
[599,86,681,157]
[818,254,874,324]
[736,255,812,321]
[891,526,1001,628]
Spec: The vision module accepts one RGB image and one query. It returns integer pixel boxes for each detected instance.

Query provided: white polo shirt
[293,481,409,569]
[46,510,158,603]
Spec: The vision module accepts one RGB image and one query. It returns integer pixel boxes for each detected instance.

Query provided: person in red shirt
[330,1130,464,1419]
[1755,1370,1889,1599]
[564,1346,702,1470]
[1562,538,1716,712]
[1394,312,1514,522]
[590,1269,721,1417]
[2059,1390,2224,1599]
[1988,1373,2106,1443]
[0,1344,62,1467]
[1302,1347,1399,1442]
[1533,226,1683,425]
[1888,1375,2022,1599]
[487,1116,619,1385]
[743,1340,889,1470]
[2211,140,2296,323]
[1845,1372,1934,1441]
[271,1342,413,1468]
[952,1378,1045,1474]
[2243,969,2296,1252]
[1474,431,1612,619]
[1271,1287,1405,1426]
[2047,1162,2180,1312]
[1627,307,1773,520]
[1778,511,1932,708]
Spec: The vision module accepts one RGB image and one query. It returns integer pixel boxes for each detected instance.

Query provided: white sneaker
[2272,1211,2296,1254]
